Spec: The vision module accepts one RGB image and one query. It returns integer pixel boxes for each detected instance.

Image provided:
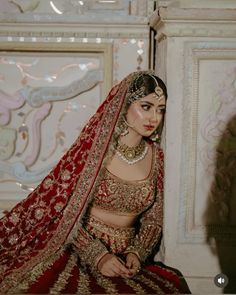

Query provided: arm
[72,223,132,277]
[125,148,164,263]
[71,224,109,271]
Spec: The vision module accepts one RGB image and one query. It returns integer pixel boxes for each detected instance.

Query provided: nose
[149,109,159,123]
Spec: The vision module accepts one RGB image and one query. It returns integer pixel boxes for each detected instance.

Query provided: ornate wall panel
[179,41,236,244]
[0,0,156,22]
[151,4,236,292]
[0,42,112,217]
[0,0,153,217]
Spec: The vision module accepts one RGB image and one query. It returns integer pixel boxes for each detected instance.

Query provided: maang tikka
[149,74,165,143]
[127,73,165,104]
[148,74,165,102]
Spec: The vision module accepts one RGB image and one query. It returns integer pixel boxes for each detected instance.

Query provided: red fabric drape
[0,72,136,292]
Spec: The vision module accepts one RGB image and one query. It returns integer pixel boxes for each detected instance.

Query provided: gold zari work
[92,146,156,215]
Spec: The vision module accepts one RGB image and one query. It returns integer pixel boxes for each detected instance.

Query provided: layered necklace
[116,139,148,165]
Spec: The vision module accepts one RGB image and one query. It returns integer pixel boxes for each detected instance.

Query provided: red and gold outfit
[0,71,190,294]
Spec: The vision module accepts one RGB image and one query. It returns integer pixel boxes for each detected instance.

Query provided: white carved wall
[0,43,111,216]
[0,0,156,215]
[151,1,236,294]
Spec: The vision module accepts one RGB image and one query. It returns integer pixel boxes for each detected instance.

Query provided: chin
[143,130,154,136]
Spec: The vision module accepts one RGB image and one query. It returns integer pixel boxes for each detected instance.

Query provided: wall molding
[150,7,236,40]
[0,23,149,40]
[179,41,236,244]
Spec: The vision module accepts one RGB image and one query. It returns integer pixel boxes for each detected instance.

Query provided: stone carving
[20,69,103,107]
[0,127,16,160]
[0,90,25,126]
[0,69,103,184]
[0,0,155,21]
[179,41,236,244]
[0,160,55,183]
[9,0,40,13]
[24,103,52,167]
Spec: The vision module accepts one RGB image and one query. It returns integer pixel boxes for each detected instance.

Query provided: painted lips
[143,125,155,131]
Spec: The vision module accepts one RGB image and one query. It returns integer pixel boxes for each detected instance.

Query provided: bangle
[96,252,110,271]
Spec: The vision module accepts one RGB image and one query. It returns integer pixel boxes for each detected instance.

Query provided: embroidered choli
[72,147,164,268]
[92,147,156,215]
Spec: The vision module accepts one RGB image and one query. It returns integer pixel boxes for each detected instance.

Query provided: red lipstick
[143,125,155,131]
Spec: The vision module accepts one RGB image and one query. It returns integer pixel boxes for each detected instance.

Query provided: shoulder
[150,143,164,162]
[146,141,164,163]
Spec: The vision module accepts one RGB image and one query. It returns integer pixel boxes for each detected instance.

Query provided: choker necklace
[116,139,148,165]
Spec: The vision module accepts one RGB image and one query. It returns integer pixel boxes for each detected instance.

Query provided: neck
[119,128,143,147]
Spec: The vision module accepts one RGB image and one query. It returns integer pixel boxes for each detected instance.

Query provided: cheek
[127,106,146,122]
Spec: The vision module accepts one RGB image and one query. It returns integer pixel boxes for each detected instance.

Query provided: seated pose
[0,71,190,294]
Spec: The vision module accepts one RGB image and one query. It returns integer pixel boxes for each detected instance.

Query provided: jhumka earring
[119,116,134,136]
[119,116,129,136]
[120,124,129,136]
[150,130,161,143]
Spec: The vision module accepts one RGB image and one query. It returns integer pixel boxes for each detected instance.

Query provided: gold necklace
[116,139,148,165]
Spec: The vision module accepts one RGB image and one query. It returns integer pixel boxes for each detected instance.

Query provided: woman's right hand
[97,253,132,277]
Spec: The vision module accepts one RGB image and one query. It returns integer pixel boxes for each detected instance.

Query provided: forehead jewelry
[127,86,145,104]
[148,74,165,101]
[127,74,146,104]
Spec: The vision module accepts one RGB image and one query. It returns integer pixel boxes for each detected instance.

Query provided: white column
[150,1,236,293]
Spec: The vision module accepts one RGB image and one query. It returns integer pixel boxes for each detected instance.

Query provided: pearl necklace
[116,139,148,165]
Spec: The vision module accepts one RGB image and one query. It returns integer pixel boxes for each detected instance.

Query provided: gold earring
[119,117,129,136]
[150,131,160,143]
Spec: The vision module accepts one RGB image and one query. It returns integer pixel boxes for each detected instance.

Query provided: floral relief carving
[179,41,236,244]
[9,0,40,13]
[0,90,25,126]
[0,49,105,198]
[0,127,16,160]
[0,0,155,17]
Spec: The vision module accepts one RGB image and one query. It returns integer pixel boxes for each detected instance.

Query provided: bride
[0,71,190,294]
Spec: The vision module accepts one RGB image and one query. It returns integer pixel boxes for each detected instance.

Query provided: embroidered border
[49,254,77,294]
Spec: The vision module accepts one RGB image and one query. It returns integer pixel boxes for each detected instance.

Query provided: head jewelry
[127,72,165,104]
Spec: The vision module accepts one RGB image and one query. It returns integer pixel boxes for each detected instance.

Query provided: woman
[0,71,190,294]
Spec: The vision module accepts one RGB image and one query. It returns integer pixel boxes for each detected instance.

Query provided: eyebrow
[140,101,166,107]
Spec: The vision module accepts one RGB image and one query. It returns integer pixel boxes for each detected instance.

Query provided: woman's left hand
[125,253,141,277]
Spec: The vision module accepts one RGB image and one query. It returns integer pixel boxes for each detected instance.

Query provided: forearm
[124,223,162,262]
[125,147,164,263]
[125,180,164,262]
[72,226,109,270]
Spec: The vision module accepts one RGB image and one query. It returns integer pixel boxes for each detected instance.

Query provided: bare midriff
[89,206,137,228]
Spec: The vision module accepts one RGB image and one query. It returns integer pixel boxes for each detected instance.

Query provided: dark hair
[124,72,167,144]
[128,73,168,100]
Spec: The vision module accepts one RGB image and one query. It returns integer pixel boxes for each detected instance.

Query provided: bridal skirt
[7,216,190,294]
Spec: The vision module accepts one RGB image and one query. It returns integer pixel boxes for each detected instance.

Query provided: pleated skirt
[8,216,190,294]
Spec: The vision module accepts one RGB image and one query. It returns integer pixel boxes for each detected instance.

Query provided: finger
[113,260,130,275]
[126,259,137,270]
[110,265,126,277]
[126,255,136,267]
[126,263,141,275]
[105,269,119,277]
[126,259,133,269]
[115,264,131,276]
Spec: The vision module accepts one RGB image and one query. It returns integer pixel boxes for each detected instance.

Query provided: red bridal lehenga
[0,71,190,294]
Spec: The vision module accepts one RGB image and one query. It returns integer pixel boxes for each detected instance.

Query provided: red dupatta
[0,72,144,292]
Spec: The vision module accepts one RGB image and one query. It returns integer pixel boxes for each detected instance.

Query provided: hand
[125,253,141,277]
[97,253,132,278]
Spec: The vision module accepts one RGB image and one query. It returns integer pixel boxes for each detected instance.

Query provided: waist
[85,214,135,238]
[89,206,138,227]
[84,214,136,254]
